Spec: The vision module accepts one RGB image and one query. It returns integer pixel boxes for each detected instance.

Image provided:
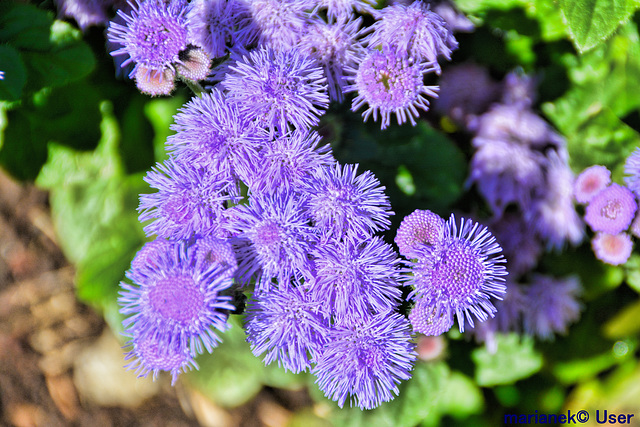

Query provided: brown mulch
[0,170,312,427]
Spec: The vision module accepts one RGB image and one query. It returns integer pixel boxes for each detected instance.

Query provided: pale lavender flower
[522,275,582,340]
[138,158,237,240]
[429,0,474,33]
[222,47,329,135]
[395,209,445,259]
[584,183,637,235]
[365,1,458,74]
[574,165,611,204]
[311,236,403,318]
[314,0,376,21]
[624,147,640,198]
[409,296,454,336]
[119,240,235,358]
[245,283,329,373]
[501,70,537,109]
[313,311,416,409]
[302,163,392,241]
[345,47,439,129]
[54,0,110,30]
[592,232,633,266]
[489,213,542,278]
[194,236,238,279]
[244,0,312,51]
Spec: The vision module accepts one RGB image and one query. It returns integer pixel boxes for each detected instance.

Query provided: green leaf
[559,0,639,53]
[22,41,95,90]
[624,254,640,293]
[0,109,48,180]
[0,2,52,51]
[0,45,27,101]
[472,334,543,386]
[603,299,640,338]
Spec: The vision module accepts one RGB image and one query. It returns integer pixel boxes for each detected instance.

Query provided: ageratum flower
[489,213,542,278]
[409,296,454,336]
[245,283,329,373]
[193,236,238,279]
[312,236,403,318]
[107,0,189,90]
[54,0,110,31]
[223,47,329,135]
[395,209,445,259]
[232,190,315,290]
[345,47,439,129]
[313,0,376,21]
[625,147,640,198]
[592,232,634,266]
[411,214,508,332]
[574,165,611,204]
[245,0,312,51]
[167,89,261,183]
[302,163,392,241]
[313,311,416,409]
[584,183,637,235]
[365,1,457,74]
[119,240,235,358]
[138,157,238,240]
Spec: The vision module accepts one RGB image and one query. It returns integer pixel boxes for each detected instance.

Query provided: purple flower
[119,240,235,358]
[222,47,329,135]
[313,311,416,409]
[130,238,172,274]
[410,214,508,332]
[345,47,439,129]
[584,183,637,234]
[301,163,393,241]
[501,71,537,109]
[232,190,315,290]
[314,0,376,22]
[245,283,329,373]
[592,232,633,266]
[430,0,475,33]
[167,89,261,183]
[365,1,457,74]
[138,157,237,240]
[409,296,454,336]
[193,236,238,279]
[54,0,110,31]
[186,0,257,58]
[311,236,403,318]
[624,147,640,198]
[395,209,445,259]
[244,129,334,193]
[245,0,312,51]
[489,213,542,278]
[574,165,611,204]
[522,275,582,340]
[299,17,365,102]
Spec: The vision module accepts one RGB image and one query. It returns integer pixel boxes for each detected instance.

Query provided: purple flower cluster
[571,159,640,266]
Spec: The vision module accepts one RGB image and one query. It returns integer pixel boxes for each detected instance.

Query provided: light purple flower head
[55,0,111,31]
[245,0,312,51]
[411,214,508,332]
[501,70,537,109]
[365,1,458,74]
[592,232,633,266]
[193,236,238,279]
[631,212,640,238]
[119,240,235,358]
[584,183,637,235]
[245,282,329,373]
[167,89,262,183]
[222,46,329,135]
[299,17,365,103]
[311,236,404,318]
[231,190,315,290]
[138,157,238,240]
[186,0,257,58]
[409,295,454,336]
[489,213,542,278]
[313,311,416,410]
[429,0,475,33]
[395,209,445,259]
[624,147,640,198]
[574,165,611,204]
[313,0,377,21]
[301,163,393,241]
[522,274,582,340]
[130,238,172,274]
[345,47,439,130]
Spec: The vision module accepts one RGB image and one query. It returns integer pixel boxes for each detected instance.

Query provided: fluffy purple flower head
[186,0,257,58]
[624,147,640,198]
[574,165,611,204]
[124,331,197,385]
[232,191,315,290]
[592,232,633,266]
[302,163,393,241]
[55,0,110,31]
[345,47,439,130]
[430,0,475,33]
[365,1,458,74]
[299,17,365,103]
[245,283,329,373]
[138,157,238,240]
[130,238,172,274]
[244,129,334,193]
[167,89,261,183]
[584,183,637,234]
[108,0,189,79]
[314,0,377,21]
[119,240,235,357]
[501,71,537,109]
[312,236,403,318]
[313,311,416,409]
[411,214,508,332]
[222,47,329,135]
[522,275,582,340]
[194,236,238,279]
[395,209,445,259]
[245,0,312,51]
[409,296,454,336]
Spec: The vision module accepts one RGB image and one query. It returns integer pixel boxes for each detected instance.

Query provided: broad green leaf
[0,2,52,51]
[553,351,620,385]
[22,41,95,90]
[472,334,543,386]
[559,0,639,53]
[0,109,48,180]
[603,299,640,339]
[0,45,26,101]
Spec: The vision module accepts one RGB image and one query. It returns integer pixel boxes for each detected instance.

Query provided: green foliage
[472,334,543,386]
